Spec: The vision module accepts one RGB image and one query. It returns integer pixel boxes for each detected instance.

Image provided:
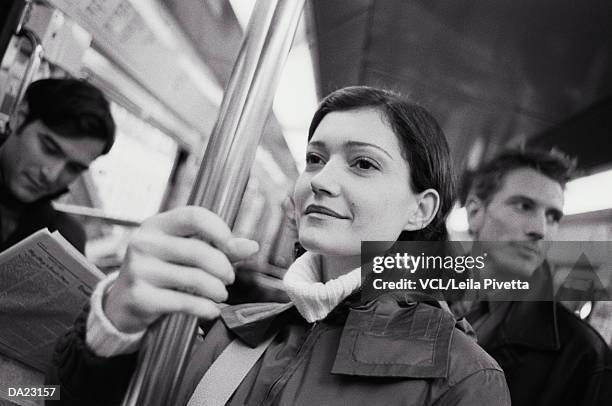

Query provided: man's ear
[9,102,29,135]
[465,194,485,236]
[403,188,440,232]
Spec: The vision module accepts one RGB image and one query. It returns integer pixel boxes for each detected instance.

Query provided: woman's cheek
[292,178,310,220]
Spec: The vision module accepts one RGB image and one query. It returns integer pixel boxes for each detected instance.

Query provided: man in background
[0,78,115,253]
[457,148,612,406]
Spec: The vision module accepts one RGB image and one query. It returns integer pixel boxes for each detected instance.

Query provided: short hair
[309,86,456,241]
[461,147,577,206]
[18,78,115,154]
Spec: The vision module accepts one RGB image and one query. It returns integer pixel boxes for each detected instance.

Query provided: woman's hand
[103,206,259,334]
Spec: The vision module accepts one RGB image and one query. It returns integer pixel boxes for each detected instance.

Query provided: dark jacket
[0,134,84,252]
[48,294,510,406]
[467,299,612,406]
[0,196,86,254]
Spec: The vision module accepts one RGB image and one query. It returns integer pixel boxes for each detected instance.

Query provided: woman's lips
[304,204,349,219]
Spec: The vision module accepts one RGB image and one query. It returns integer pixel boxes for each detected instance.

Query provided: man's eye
[67,164,84,174]
[512,201,533,212]
[43,141,59,155]
[353,158,378,171]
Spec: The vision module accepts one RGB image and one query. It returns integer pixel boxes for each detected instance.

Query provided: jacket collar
[0,195,55,250]
[499,300,560,351]
[0,179,70,243]
[497,264,561,351]
[220,302,295,348]
[221,293,465,379]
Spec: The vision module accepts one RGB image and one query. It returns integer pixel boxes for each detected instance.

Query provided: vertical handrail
[121,1,305,404]
[14,0,32,34]
[3,0,41,133]
[10,28,43,117]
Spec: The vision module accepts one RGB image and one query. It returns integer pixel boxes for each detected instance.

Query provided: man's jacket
[473,299,612,406]
[0,197,85,254]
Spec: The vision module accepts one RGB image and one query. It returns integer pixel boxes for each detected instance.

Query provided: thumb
[225,237,259,262]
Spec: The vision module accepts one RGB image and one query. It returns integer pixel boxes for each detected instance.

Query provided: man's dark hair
[461,148,577,206]
[309,86,456,241]
[18,78,115,154]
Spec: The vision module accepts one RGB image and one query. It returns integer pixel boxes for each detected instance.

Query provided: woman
[49,87,509,405]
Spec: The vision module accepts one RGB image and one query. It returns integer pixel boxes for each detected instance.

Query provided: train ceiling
[162,0,301,181]
[54,0,612,174]
[309,0,612,171]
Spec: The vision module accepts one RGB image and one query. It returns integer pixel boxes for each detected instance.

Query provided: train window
[565,169,612,215]
[87,103,178,221]
[0,35,35,129]
[578,301,593,320]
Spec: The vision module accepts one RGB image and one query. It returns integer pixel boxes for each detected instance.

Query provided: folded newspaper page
[0,228,104,373]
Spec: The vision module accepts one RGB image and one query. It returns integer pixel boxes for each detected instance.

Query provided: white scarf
[283,252,361,322]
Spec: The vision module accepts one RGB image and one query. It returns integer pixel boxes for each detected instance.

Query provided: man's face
[467,168,564,278]
[0,119,105,203]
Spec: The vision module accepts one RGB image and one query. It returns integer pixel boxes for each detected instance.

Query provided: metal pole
[9,28,42,119]
[121,1,305,404]
[15,0,32,34]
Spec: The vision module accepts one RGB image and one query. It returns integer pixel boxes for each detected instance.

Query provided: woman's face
[293,108,420,257]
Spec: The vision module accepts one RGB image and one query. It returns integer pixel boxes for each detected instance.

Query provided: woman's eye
[353,158,378,171]
[305,153,323,165]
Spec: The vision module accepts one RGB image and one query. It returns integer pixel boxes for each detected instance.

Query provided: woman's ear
[403,188,440,232]
[465,195,484,236]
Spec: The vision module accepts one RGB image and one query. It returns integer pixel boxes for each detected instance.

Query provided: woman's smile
[304,204,350,219]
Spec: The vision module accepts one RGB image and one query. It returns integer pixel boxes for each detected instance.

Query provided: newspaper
[0,228,104,372]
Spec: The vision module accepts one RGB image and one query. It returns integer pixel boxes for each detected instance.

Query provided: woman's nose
[310,161,341,196]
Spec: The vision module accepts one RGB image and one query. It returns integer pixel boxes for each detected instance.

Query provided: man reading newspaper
[0,78,115,253]
[0,78,114,404]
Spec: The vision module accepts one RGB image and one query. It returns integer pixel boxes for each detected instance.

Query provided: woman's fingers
[102,206,260,334]
[225,237,260,263]
[128,230,236,284]
[141,206,231,238]
[139,206,259,263]
[131,256,229,303]
[106,280,222,333]
[133,284,222,321]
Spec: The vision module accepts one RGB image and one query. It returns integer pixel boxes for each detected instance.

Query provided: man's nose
[40,160,65,184]
[524,211,546,241]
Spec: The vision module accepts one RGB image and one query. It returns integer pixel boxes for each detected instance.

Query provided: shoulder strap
[186,332,278,406]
